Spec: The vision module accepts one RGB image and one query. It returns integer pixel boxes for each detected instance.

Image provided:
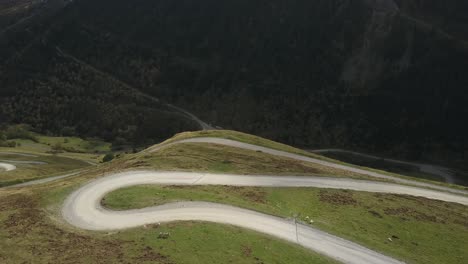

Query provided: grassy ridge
[134,143,369,180]
[155,130,330,160]
[156,130,468,190]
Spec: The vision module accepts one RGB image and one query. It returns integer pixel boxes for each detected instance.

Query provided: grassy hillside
[0,45,199,146]
[0,130,466,263]
[0,0,46,30]
[104,186,467,264]
[0,125,111,186]
[0,153,89,187]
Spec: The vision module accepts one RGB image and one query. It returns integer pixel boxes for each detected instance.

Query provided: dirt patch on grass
[0,192,173,263]
[374,194,443,208]
[373,193,468,227]
[453,219,468,228]
[383,207,442,223]
[242,245,252,257]
[225,186,266,203]
[162,185,267,203]
[136,246,174,263]
[319,190,357,206]
[1,194,125,262]
[128,160,150,168]
[270,159,320,174]
[241,245,265,264]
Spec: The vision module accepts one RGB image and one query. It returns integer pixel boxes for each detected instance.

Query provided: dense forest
[1,0,467,166]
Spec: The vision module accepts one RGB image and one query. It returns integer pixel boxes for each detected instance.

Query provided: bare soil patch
[319,190,357,206]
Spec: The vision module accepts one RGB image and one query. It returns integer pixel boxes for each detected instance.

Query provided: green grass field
[0,130,467,264]
[103,185,468,264]
[36,135,111,154]
[2,137,110,155]
[132,143,370,180]
[0,170,339,264]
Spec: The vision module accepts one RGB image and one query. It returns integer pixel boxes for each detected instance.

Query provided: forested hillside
[394,0,468,40]
[0,29,199,145]
[1,0,467,166]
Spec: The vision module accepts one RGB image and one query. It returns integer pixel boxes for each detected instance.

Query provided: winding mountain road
[63,171,468,264]
[62,137,468,264]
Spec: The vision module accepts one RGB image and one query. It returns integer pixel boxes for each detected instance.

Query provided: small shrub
[52,143,64,153]
[0,140,16,147]
[103,153,115,162]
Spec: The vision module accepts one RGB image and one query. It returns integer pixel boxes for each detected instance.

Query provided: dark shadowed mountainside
[0,0,467,167]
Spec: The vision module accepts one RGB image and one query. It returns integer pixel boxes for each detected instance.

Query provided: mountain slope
[1,0,467,164]
[0,43,199,145]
